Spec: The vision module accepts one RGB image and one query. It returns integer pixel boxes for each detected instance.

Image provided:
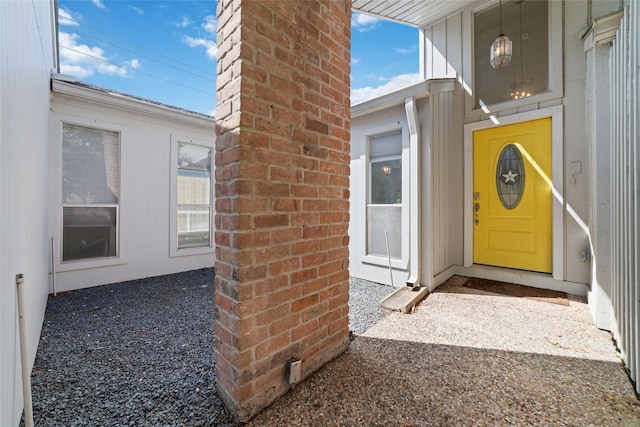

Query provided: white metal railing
[177,209,210,233]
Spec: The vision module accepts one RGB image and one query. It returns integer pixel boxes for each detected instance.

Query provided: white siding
[349,104,411,286]
[562,0,591,285]
[0,0,56,424]
[49,83,216,292]
[429,88,464,279]
[610,1,639,396]
[349,81,461,288]
[423,13,462,81]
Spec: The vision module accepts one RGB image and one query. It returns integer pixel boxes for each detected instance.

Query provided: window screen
[62,124,120,261]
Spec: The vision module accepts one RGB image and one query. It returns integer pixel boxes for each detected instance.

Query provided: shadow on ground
[248,336,640,426]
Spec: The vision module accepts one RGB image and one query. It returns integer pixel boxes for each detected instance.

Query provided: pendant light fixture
[510,0,534,99]
[490,0,512,69]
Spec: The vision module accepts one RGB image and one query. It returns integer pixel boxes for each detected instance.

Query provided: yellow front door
[473,118,552,273]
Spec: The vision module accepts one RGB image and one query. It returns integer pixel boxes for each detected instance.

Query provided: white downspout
[16,274,34,427]
[405,96,423,290]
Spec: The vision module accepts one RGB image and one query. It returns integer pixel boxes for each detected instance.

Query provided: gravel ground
[347,277,394,335]
[25,269,393,426]
[26,271,639,426]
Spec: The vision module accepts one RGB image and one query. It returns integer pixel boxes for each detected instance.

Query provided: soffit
[352,0,487,28]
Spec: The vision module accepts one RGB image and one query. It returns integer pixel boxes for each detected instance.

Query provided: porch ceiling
[352,0,483,28]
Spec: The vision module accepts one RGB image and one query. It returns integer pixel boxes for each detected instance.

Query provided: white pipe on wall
[405,96,423,290]
[16,274,34,427]
[50,236,57,297]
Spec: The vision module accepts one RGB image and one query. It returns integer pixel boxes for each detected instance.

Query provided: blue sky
[58,0,420,116]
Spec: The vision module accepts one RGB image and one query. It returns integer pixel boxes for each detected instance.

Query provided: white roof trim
[351,79,455,118]
[51,79,215,128]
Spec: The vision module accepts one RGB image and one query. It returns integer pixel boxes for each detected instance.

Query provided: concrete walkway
[248,276,640,426]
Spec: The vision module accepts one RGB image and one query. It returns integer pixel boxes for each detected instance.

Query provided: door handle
[474,202,480,225]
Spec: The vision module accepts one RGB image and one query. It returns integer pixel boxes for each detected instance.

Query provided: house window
[62,123,120,262]
[367,131,402,259]
[473,0,549,108]
[175,141,212,250]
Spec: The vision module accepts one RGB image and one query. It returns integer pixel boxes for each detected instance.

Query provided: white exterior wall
[350,103,411,286]
[429,87,464,283]
[49,81,216,292]
[0,0,56,425]
[350,81,460,288]
[609,0,640,396]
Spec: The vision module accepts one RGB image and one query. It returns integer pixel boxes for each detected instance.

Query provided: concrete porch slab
[380,285,429,313]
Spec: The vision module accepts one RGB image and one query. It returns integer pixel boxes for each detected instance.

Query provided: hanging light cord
[499,0,504,34]
[519,0,523,80]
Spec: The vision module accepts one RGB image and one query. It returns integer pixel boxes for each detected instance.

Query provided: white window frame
[361,127,410,270]
[464,0,563,118]
[50,114,129,271]
[169,134,215,258]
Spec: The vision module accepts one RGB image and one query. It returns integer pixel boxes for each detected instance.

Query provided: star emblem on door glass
[502,169,519,184]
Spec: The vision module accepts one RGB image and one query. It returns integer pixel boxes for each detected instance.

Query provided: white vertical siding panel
[432,92,442,274]
[633,0,640,389]
[432,20,449,79]
[0,1,55,424]
[425,15,463,81]
[446,14,463,79]
[430,88,462,277]
[610,1,639,395]
[441,93,449,268]
[424,27,434,80]
[631,0,639,387]
[444,93,452,268]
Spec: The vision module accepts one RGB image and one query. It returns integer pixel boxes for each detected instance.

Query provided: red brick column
[214,0,352,421]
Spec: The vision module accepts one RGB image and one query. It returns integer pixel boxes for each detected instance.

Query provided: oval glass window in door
[496,144,525,209]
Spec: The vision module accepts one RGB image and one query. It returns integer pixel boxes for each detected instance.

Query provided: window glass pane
[176,142,212,249]
[371,159,402,204]
[370,131,402,205]
[367,206,401,259]
[473,0,548,108]
[178,143,211,204]
[63,124,120,204]
[62,207,117,261]
[178,206,211,249]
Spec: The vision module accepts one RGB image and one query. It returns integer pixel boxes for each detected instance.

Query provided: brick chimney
[214,0,352,421]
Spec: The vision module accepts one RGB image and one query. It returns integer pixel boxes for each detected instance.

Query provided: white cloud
[352,12,381,32]
[91,0,106,10]
[351,57,360,65]
[175,16,192,28]
[59,32,139,79]
[351,73,422,105]
[202,15,217,34]
[182,15,218,60]
[129,6,144,15]
[207,108,216,117]
[394,47,415,55]
[183,36,217,60]
[58,8,79,26]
